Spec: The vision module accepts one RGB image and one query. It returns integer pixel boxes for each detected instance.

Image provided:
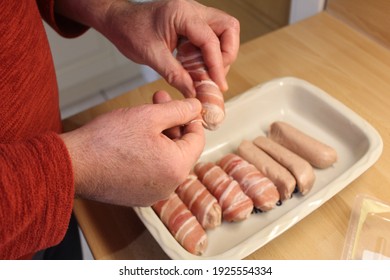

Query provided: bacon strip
[152,193,208,255]
[177,37,225,130]
[175,174,222,229]
[218,153,280,211]
[194,162,253,222]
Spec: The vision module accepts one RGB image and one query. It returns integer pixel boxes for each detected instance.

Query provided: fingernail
[221,79,229,92]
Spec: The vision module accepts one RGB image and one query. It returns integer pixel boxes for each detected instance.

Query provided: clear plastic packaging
[342,194,390,260]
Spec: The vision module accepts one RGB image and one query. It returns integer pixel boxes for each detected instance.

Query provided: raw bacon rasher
[194,162,253,222]
[152,192,208,255]
[177,38,225,130]
[218,153,280,212]
[175,174,222,229]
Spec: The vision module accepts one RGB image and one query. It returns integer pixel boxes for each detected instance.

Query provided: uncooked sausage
[152,193,208,255]
[237,140,296,200]
[269,121,337,168]
[177,38,225,130]
[194,162,253,222]
[253,136,316,195]
[218,153,280,211]
[175,174,222,229]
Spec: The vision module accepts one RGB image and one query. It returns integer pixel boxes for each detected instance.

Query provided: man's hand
[55,0,240,97]
[60,98,205,207]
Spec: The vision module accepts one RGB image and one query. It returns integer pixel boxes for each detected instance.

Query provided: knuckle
[165,69,184,88]
[228,16,240,32]
[204,32,220,47]
[163,0,187,15]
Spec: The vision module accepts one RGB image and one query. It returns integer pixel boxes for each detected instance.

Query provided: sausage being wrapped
[175,174,222,229]
[152,192,208,255]
[194,162,253,222]
[177,38,225,130]
[218,153,280,211]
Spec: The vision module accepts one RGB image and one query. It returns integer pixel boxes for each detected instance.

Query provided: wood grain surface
[196,0,290,43]
[327,0,390,49]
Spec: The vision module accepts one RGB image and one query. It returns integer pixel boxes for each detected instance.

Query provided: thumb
[153,98,202,131]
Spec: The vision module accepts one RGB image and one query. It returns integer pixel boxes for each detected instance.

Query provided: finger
[220,28,240,68]
[149,49,196,98]
[153,90,173,104]
[224,65,231,76]
[152,98,202,131]
[152,90,182,139]
[205,9,240,67]
[175,117,205,167]
[183,22,228,92]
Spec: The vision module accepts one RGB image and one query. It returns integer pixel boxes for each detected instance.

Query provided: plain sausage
[269,121,337,168]
[237,140,296,200]
[253,136,316,195]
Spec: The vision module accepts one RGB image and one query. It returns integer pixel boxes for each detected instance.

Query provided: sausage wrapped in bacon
[218,153,280,211]
[175,174,222,229]
[195,162,253,222]
[177,38,225,130]
[152,192,208,255]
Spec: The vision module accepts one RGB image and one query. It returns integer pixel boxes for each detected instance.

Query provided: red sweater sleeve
[36,0,89,38]
[0,133,74,259]
[0,1,82,259]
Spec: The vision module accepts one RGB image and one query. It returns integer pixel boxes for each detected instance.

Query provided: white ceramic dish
[133,77,383,259]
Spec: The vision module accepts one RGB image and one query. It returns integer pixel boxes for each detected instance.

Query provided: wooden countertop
[62,12,390,259]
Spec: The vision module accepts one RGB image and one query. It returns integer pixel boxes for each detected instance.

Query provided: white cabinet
[43,23,144,109]
[289,0,326,23]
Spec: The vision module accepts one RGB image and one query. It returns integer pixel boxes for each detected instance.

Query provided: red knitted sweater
[0,0,87,259]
